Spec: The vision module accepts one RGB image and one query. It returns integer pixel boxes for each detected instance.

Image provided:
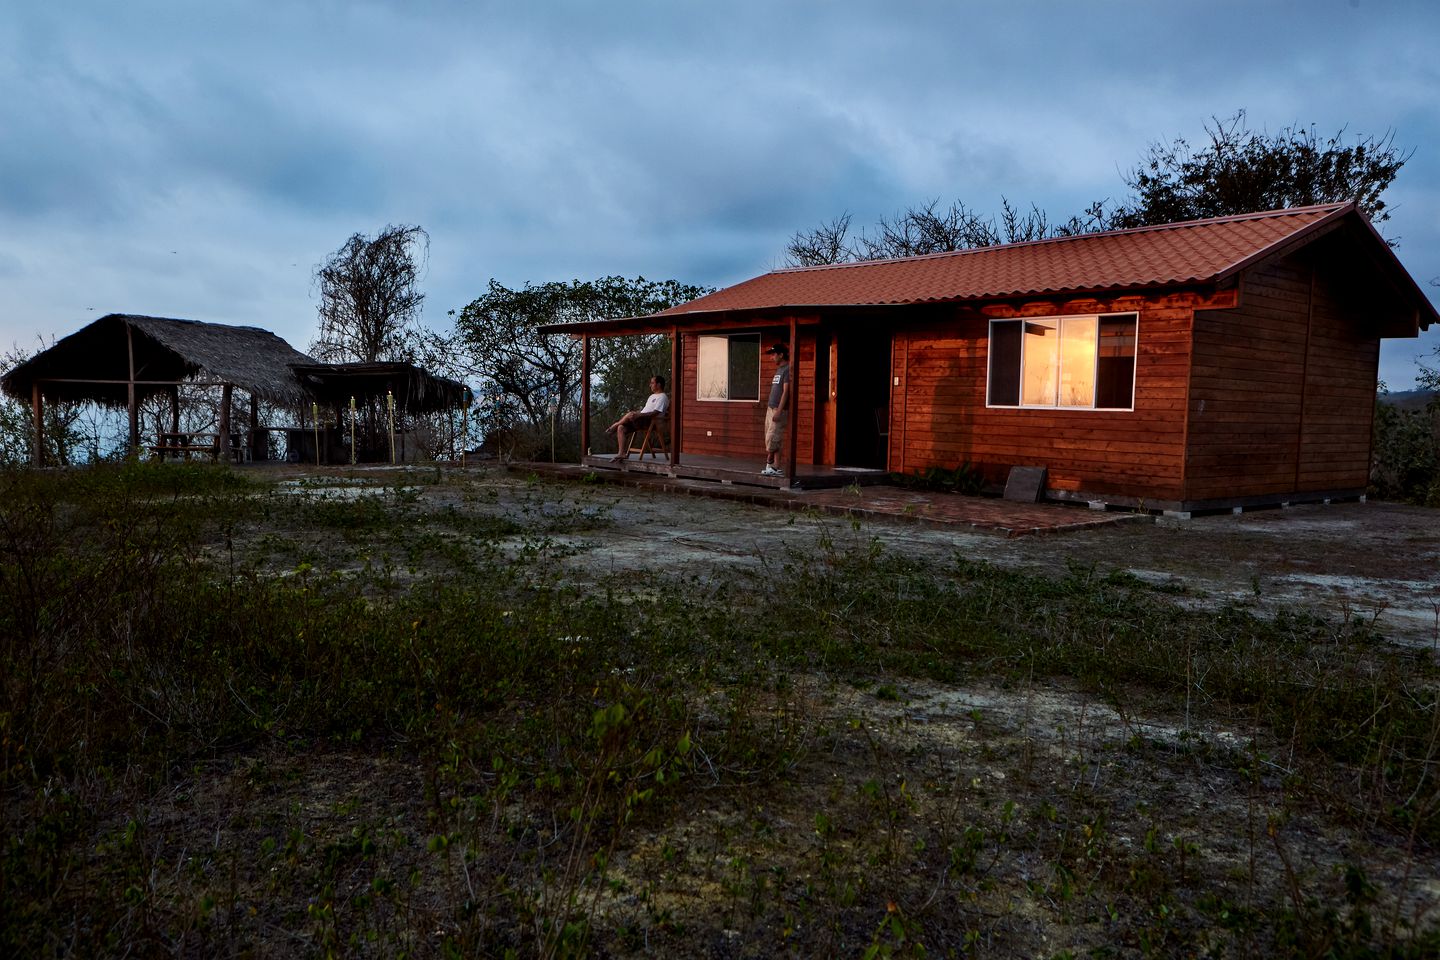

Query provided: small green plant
[889,462,985,496]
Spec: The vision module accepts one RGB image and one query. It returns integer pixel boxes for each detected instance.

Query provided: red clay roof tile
[654,203,1349,316]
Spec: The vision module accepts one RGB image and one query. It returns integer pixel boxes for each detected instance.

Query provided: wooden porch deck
[580,451,889,489]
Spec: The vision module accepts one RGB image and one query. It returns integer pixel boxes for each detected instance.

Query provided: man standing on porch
[606,375,669,461]
[760,343,790,477]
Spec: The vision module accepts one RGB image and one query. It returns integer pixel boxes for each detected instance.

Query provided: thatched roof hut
[1,313,315,407]
[291,362,469,414]
[3,313,472,465]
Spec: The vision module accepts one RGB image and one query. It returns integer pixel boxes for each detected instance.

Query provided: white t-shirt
[640,392,670,415]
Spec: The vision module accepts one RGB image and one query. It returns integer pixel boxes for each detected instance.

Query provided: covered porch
[544,306,896,490]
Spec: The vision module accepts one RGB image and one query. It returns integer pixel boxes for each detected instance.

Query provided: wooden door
[814,332,838,465]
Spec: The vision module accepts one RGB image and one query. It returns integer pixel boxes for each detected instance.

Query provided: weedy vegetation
[2,462,1438,957]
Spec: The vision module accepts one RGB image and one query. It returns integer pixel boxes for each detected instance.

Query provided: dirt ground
[450,471,1440,649]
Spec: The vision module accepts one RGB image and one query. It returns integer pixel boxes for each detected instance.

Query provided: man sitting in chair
[606,375,669,461]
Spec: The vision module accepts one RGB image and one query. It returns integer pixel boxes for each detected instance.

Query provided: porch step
[580,453,888,491]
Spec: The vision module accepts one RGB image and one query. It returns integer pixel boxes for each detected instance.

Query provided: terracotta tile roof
[655,203,1351,316]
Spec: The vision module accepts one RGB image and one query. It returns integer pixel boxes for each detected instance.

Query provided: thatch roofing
[2,314,317,406]
[290,362,469,414]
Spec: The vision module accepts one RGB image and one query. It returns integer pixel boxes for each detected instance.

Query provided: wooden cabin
[546,203,1435,512]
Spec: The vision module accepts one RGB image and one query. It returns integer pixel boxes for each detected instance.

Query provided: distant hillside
[1380,389,1437,412]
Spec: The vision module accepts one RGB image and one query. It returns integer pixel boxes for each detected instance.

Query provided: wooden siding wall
[1186,256,1378,501]
[680,329,817,464]
[889,294,1201,501]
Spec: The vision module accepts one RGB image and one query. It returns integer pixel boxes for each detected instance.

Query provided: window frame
[985,312,1139,411]
[696,333,762,402]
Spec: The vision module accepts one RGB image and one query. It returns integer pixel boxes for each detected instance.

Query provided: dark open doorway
[832,328,892,470]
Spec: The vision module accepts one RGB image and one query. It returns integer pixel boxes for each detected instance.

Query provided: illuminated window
[697,334,761,401]
[987,314,1136,410]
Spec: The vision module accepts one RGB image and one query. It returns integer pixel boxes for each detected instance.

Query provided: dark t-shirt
[767,363,790,409]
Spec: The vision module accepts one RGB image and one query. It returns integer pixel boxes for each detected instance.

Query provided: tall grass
[2,464,1436,957]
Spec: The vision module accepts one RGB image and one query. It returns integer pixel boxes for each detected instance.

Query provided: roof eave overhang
[538,280,1233,338]
[538,305,840,337]
[1216,204,1436,336]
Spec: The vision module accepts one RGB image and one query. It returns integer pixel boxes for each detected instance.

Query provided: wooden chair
[628,418,670,461]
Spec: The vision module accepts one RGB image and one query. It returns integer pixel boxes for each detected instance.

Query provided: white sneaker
[760,465,781,476]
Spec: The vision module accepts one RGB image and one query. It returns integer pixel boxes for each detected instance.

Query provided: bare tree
[0,343,87,465]
[786,213,854,266]
[857,199,1000,258]
[310,224,428,363]
[784,197,1107,267]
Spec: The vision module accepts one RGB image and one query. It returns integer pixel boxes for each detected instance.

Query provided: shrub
[1370,397,1439,504]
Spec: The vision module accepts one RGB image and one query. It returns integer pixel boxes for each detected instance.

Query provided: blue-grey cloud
[1,0,1435,384]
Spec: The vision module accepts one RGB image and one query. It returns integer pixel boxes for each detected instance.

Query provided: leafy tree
[310,224,428,363]
[448,276,710,454]
[1110,111,1409,232]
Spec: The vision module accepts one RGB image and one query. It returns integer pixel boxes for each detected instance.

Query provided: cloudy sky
[3,0,1437,386]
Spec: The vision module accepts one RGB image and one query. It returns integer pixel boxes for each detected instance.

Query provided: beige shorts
[764,406,786,453]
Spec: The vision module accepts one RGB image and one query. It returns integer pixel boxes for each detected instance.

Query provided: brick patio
[509,462,1149,537]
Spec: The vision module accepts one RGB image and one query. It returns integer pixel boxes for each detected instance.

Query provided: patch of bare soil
[1004,502,1440,648]
[527,481,1440,648]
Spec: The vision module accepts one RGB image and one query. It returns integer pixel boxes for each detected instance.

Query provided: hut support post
[169,386,180,434]
[217,383,232,462]
[786,317,798,488]
[126,323,139,456]
[31,383,44,467]
[670,327,682,468]
[249,392,260,461]
[580,334,590,457]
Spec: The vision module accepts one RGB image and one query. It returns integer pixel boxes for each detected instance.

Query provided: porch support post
[580,333,591,459]
[786,316,798,488]
[169,385,181,434]
[670,326,682,468]
[126,322,139,455]
[31,382,44,467]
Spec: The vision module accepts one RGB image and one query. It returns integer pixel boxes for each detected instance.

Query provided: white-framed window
[986,313,1137,410]
[697,333,761,401]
